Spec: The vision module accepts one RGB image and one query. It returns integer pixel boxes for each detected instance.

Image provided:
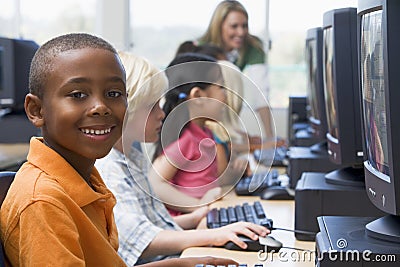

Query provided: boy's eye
[70,92,87,98]
[107,90,123,98]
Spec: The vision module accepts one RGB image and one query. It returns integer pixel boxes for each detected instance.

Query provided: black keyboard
[254,147,288,167]
[235,169,280,196]
[206,202,281,252]
[195,264,263,267]
[207,201,273,229]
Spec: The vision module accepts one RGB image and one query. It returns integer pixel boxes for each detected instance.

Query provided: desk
[182,192,315,266]
[0,143,29,171]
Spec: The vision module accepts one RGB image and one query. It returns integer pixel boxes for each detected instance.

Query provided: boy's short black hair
[29,33,118,98]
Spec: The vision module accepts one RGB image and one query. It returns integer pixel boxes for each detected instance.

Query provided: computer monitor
[305,27,328,142]
[0,37,39,112]
[322,7,365,186]
[358,0,400,243]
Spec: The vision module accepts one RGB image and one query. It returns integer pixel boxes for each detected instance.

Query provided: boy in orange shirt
[0,33,237,267]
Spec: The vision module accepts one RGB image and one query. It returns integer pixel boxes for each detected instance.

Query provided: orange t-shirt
[0,138,127,266]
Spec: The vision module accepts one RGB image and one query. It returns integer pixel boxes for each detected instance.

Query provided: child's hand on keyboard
[209,221,270,249]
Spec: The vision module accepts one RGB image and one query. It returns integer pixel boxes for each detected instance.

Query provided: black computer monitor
[358,0,400,243]
[0,37,39,112]
[322,7,365,186]
[305,27,327,141]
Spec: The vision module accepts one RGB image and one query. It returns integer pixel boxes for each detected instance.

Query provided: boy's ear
[25,93,44,128]
[189,86,206,100]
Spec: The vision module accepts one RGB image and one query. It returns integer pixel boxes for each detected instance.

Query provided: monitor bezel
[322,7,364,166]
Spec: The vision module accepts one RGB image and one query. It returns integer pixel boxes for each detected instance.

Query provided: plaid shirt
[96,145,182,266]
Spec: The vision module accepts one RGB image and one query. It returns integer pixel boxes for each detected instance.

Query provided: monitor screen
[360,9,390,180]
[306,39,319,123]
[0,37,38,111]
[305,27,328,141]
[322,27,339,141]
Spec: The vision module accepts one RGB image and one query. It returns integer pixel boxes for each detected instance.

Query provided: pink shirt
[164,122,219,201]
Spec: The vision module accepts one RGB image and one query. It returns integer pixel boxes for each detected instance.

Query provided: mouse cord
[281,246,314,252]
[264,227,317,253]
[272,227,317,236]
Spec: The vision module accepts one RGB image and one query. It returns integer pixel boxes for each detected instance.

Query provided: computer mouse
[223,235,282,252]
[259,236,283,252]
[261,186,294,200]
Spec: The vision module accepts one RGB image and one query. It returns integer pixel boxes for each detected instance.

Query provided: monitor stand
[316,216,400,266]
[324,165,365,187]
[287,142,338,188]
[366,215,400,243]
[294,172,385,241]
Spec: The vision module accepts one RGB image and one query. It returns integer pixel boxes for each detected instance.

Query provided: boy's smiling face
[38,48,127,164]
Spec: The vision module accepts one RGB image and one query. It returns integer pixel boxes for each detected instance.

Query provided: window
[0,0,96,44]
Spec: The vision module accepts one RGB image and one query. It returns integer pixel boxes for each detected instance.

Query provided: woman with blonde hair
[198,0,265,70]
[198,0,279,145]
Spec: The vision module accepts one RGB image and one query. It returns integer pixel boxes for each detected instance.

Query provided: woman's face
[221,10,248,51]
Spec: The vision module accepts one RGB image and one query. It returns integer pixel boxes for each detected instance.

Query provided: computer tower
[295,173,385,241]
[287,146,338,188]
[316,216,400,266]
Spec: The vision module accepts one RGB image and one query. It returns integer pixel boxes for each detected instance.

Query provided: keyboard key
[219,208,229,227]
[254,201,266,218]
[207,208,220,228]
[227,207,237,223]
[235,205,245,222]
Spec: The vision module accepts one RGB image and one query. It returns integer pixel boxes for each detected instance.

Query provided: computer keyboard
[206,201,282,252]
[254,146,289,167]
[235,169,280,196]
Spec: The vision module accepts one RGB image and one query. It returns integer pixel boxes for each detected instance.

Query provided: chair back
[0,171,16,267]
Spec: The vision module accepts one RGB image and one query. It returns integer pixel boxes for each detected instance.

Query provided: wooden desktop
[181,188,315,266]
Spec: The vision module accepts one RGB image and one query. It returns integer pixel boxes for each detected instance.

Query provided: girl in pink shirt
[149,53,230,215]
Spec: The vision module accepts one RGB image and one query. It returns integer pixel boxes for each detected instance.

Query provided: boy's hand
[210,221,270,249]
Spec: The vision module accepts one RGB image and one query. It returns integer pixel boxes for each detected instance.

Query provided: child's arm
[172,206,209,230]
[149,155,222,213]
[140,221,269,260]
